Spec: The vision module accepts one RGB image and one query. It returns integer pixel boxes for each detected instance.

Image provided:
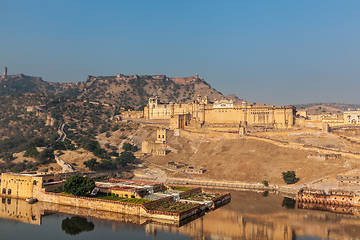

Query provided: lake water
[1,190,360,240]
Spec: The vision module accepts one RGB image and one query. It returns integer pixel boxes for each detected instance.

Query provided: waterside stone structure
[297,188,360,206]
[0,173,230,223]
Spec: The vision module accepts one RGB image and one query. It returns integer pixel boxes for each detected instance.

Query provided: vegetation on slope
[0,92,138,173]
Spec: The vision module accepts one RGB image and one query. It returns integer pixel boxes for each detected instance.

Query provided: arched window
[2,188,5,194]
[33,180,37,185]
[7,189,11,195]
[7,199,11,204]
[2,198,5,204]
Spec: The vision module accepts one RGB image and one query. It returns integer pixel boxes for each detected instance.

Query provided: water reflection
[282,197,296,209]
[1,191,360,239]
[61,216,95,235]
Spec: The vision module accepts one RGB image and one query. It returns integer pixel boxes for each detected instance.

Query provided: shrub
[262,180,269,186]
[282,171,297,184]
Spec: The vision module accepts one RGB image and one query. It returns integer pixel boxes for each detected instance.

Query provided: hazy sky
[1,1,360,105]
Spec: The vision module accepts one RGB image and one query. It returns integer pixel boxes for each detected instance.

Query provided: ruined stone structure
[167,162,205,174]
[144,96,295,129]
[308,153,341,161]
[336,174,360,186]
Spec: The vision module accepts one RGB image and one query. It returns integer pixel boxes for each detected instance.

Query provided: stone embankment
[166,178,300,197]
[54,154,77,173]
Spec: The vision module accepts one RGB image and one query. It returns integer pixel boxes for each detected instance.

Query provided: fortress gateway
[140,96,295,129]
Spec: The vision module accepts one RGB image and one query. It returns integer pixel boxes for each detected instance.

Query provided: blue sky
[1,0,360,105]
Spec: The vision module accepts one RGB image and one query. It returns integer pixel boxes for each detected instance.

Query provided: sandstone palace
[125,95,295,129]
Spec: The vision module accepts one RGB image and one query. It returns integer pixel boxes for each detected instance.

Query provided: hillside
[147,134,360,185]
[0,74,56,95]
[0,73,226,108]
[75,74,226,107]
[295,103,360,114]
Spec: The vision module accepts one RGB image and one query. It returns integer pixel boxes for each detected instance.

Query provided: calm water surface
[1,190,359,240]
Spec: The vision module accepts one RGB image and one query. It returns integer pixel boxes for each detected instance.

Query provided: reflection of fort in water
[146,192,360,240]
[3,192,360,240]
[0,196,229,228]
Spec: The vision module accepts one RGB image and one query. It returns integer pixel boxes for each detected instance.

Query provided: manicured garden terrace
[145,201,200,213]
[170,186,195,191]
[180,192,222,201]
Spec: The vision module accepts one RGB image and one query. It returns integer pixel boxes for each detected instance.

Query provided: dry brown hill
[148,135,360,185]
[76,74,226,108]
[304,105,343,115]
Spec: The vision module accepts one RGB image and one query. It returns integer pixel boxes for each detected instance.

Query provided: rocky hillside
[76,74,225,108]
[0,73,226,108]
[0,74,56,95]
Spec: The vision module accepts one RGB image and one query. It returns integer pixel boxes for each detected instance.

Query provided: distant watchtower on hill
[3,67,7,78]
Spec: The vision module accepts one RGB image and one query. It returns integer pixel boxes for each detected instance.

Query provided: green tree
[36,149,55,164]
[61,216,95,235]
[84,140,100,152]
[99,159,117,170]
[116,151,135,167]
[83,158,98,171]
[63,175,95,196]
[93,147,107,159]
[122,143,138,152]
[282,171,297,184]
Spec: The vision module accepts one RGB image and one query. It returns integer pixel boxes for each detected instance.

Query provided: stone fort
[142,95,295,129]
[114,73,204,85]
